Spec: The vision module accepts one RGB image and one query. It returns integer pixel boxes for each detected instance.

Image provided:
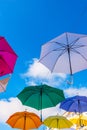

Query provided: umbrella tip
[25,108,27,111]
[66,75,73,85]
[66,80,73,85]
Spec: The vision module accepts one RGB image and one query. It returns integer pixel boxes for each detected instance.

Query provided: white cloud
[64,87,87,97]
[22,58,66,79]
[21,58,67,86]
[0,98,24,122]
[0,97,65,123]
[0,97,40,123]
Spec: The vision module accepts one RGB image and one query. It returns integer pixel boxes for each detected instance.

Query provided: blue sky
[0,0,87,129]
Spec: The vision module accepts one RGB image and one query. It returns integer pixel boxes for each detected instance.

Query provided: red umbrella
[0,36,18,76]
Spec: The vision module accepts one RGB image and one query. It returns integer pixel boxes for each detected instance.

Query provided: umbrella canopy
[6,111,42,130]
[60,95,87,113]
[0,76,10,92]
[17,84,65,120]
[39,32,87,83]
[70,114,87,127]
[0,36,17,76]
[43,115,73,129]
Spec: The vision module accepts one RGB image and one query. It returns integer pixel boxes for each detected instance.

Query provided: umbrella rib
[68,36,87,47]
[0,49,17,55]
[10,114,22,128]
[72,49,87,61]
[50,41,66,47]
[27,115,40,128]
[71,45,86,49]
[17,88,38,105]
[69,38,81,47]
[0,56,13,73]
[44,89,63,106]
[39,48,66,64]
[40,90,56,107]
[60,100,76,112]
[69,101,78,112]
[53,47,66,51]
[48,118,56,128]
[51,49,67,72]
[22,92,37,105]
[62,118,72,128]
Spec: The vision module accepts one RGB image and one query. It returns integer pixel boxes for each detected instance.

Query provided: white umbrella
[39,32,87,83]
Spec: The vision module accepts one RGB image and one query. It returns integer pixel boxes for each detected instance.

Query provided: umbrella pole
[66,33,73,84]
[40,109,42,122]
[23,113,26,130]
[40,87,42,121]
[67,46,73,83]
[78,99,82,127]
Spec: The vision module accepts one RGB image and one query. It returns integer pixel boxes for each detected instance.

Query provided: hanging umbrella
[70,114,87,128]
[60,95,87,113]
[0,36,17,77]
[6,111,42,130]
[43,115,73,129]
[17,84,65,121]
[0,76,10,92]
[39,32,87,83]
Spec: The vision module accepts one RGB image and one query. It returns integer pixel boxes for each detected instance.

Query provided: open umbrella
[60,95,87,113]
[17,84,65,121]
[6,111,42,130]
[39,32,87,83]
[0,36,17,77]
[43,115,73,129]
[70,114,87,128]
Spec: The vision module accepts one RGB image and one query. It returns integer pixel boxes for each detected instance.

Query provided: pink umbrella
[0,37,18,76]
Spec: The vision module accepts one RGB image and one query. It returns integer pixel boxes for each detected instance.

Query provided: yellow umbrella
[70,114,87,128]
[6,111,42,130]
[43,115,73,129]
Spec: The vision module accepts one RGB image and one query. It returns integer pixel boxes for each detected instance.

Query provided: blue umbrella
[60,95,87,113]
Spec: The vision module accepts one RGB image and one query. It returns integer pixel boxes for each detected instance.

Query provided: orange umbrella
[6,111,42,130]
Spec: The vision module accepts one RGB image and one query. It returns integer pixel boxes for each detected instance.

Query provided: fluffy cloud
[64,87,87,97]
[0,97,63,123]
[0,98,24,122]
[0,98,40,122]
[21,58,67,87]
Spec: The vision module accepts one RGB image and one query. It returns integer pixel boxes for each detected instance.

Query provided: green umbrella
[17,84,65,121]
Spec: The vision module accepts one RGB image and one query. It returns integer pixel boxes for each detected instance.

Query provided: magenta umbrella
[0,37,18,76]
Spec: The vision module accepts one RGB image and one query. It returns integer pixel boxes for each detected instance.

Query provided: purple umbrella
[0,37,18,77]
[39,32,87,84]
[60,95,87,113]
